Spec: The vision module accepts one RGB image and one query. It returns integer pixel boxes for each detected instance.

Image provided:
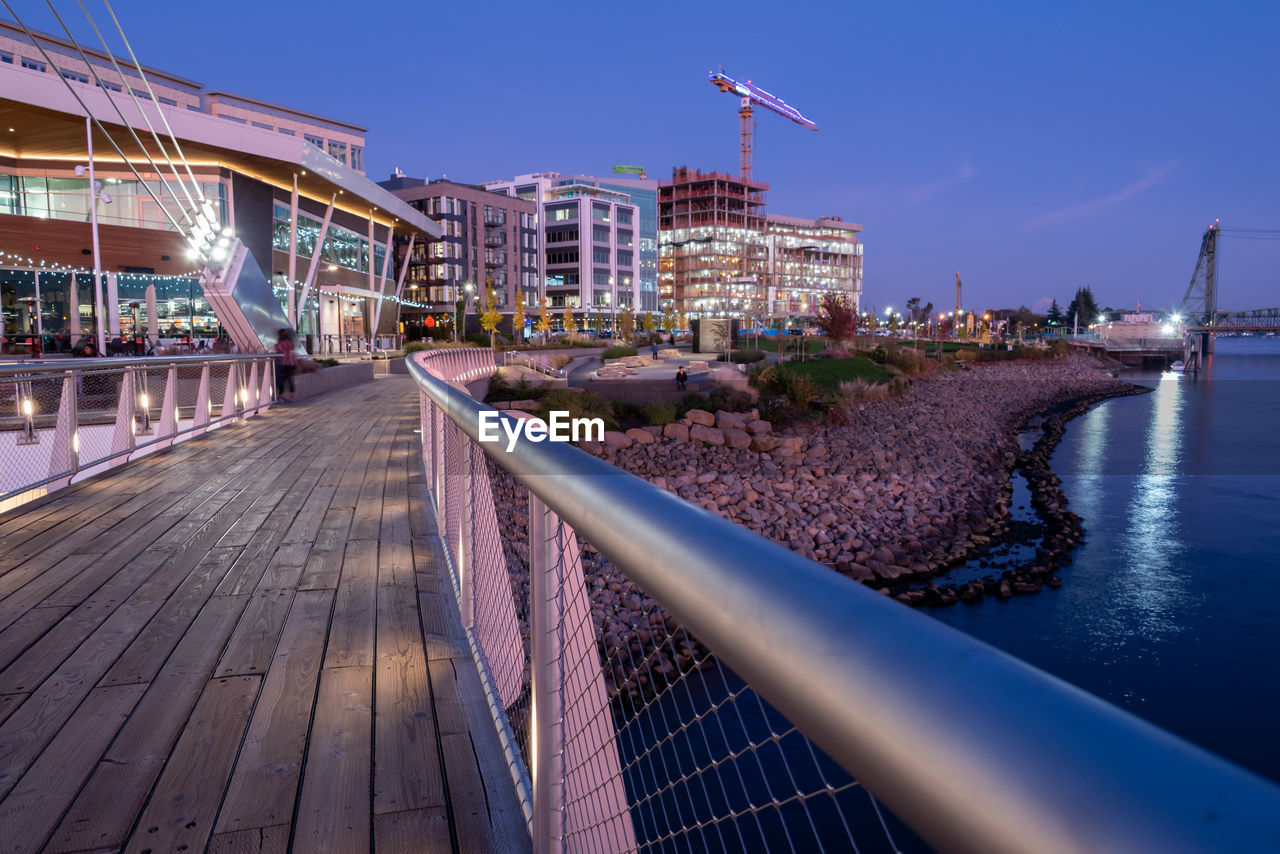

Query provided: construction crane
[708,69,817,183]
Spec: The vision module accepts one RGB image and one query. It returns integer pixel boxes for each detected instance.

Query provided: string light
[0,246,199,278]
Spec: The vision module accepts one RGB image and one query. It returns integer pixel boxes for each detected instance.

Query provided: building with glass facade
[483,173,641,328]
[378,174,537,338]
[765,214,863,320]
[0,21,436,354]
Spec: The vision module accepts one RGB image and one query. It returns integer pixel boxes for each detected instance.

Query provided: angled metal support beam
[371,224,396,338]
[296,194,336,328]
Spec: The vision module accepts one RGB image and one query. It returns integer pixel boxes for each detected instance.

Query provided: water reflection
[1070,402,1111,523]
[1118,372,1187,638]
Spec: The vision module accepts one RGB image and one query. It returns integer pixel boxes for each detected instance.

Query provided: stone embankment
[487,355,1146,697]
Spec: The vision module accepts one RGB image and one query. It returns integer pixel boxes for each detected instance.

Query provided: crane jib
[708,70,818,130]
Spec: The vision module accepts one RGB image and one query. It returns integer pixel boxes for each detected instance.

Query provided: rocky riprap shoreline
[484,355,1146,698]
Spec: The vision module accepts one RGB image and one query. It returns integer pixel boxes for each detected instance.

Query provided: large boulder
[750,434,782,453]
[603,431,633,449]
[686,409,715,427]
[745,419,772,435]
[715,410,747,430]
[722,428,752,450]
[663,422,690,441]
[625,428,655,445]
[689,424,725,446]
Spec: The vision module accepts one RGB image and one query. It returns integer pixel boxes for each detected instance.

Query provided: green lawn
[777,356,891,390]
[749,337,829,355]
[897,340,964,354]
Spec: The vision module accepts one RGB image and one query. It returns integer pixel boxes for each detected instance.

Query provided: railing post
[194,362,211,432]
[157,363,178,439]
[221,361,240,422]
[529,494,565,854]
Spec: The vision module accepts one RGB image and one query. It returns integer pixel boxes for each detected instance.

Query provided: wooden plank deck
[0,375,529,853]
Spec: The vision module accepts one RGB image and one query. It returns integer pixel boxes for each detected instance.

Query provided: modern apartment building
[379,174,538,336]
[484,173,641,326]
[0,21,367,174]
[765,214,863,318]
[658,167,769,319]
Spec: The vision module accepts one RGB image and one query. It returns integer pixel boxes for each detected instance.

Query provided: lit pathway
[0,375,528,853]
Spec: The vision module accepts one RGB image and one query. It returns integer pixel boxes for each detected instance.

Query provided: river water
[932,337,1280,784]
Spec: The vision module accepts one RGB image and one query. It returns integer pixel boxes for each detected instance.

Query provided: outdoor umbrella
[69,282,80,338]
[145,284,158,348]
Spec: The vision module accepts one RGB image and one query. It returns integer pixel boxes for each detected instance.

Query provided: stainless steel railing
[407,347,1280,854]
[0,353,277,512]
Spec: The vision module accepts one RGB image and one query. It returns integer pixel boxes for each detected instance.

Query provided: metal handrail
[501,351,566,379]
[407,349,1280,854]
[0,353,273,378]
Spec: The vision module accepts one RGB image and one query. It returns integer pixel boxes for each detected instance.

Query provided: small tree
[817,293,858,344]
[619,307,635,341]
[561,303,576,334]
[537,297,553,338]
[662,307,676,335]
[591,310,604,334]
[512,290,526,345]
[479,287,502,348]
[641,311,656,336]
[1046,299,1064,326]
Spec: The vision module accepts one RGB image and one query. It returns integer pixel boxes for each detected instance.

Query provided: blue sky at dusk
[18,1,1279,313]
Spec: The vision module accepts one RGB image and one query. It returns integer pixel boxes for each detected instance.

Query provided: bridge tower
[1179,222,1219,356]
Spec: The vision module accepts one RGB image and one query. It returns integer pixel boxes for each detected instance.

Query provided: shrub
[610,400,649,429]
[537,389,617,431]
[601,345,638,360]
[403,341,429,354]
[548,354,573,369]
[644,400,678,425]
[716,348,767,364]
[708,385,756,412]
[466,332,492,347]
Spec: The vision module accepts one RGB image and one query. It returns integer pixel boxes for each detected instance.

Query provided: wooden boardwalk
[0,375,528,853]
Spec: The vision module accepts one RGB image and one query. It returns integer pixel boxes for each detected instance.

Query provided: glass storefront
[0,267,218,354]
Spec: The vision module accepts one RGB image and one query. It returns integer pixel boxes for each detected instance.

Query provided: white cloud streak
[1021,162,1177,231]
[907,160,977,204]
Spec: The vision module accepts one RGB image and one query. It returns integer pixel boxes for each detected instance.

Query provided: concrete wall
[293,362,373,400]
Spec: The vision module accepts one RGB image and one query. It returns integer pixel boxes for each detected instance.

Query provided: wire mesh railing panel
[502,468,906,854]
[471,447,531,755]
[0,356,275,509]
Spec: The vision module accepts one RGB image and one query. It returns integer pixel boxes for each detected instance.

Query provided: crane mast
[709,70,817,182]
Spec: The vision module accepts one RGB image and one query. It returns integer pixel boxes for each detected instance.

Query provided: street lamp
[74,118,113,356]
[457,281,474,342]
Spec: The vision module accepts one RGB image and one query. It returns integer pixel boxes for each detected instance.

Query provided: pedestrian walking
[275,329,298,403]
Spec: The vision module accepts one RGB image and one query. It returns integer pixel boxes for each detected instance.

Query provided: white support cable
[101,0,206,207]
[76,0,203,220]
[0,1,187,234]
[41,0,199,229]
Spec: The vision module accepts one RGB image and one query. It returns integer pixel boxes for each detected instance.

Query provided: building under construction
[658,167,769,318]
[658,167,863,323]
[765,214,863,319]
